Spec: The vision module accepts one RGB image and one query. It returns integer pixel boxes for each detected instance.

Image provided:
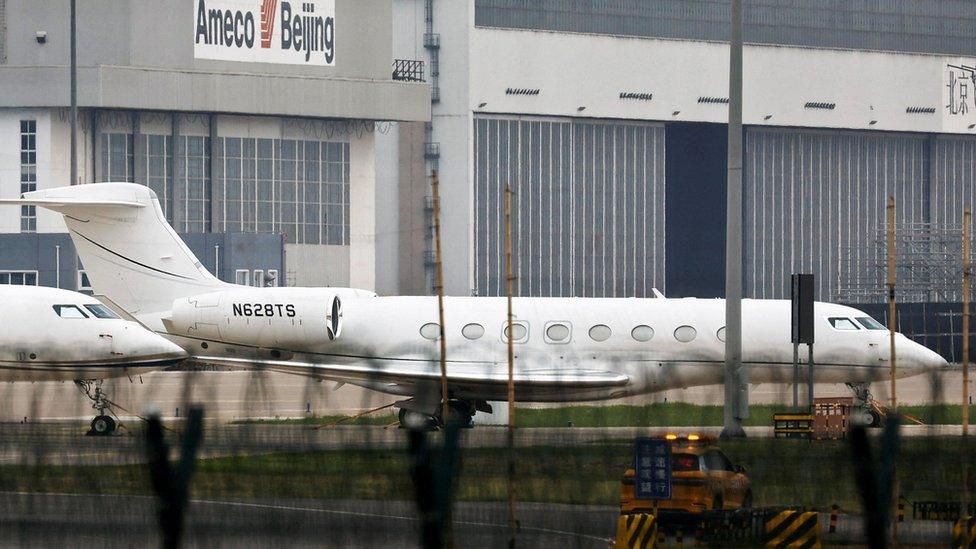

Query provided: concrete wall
[285,244,349,287]
[0,0,429,121]
[395,121,428,295]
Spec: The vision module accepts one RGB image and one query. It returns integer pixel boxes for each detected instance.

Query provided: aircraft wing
[191,355,630,390]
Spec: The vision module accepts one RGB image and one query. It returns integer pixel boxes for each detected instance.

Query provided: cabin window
[674,325,697,342]
[828,317,860,330]
[856,317,885,330]
[588,324,612,342]
[420,322,440,340]
[631,325,654,342]
[716,327,726,342]
[53,305,88,319]
[545,322,571,343]
[84,304,120,319]
[503,321,529,343]
[462,323,485,340]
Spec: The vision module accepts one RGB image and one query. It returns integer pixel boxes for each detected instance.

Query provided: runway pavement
[0,369,969,422]
[0,492,617,548]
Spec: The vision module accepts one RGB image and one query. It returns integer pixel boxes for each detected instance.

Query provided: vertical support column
[432,170,449,423]
[504,183,517,549]
[69,0,77,186]
[722,0,747,438]
[170,113,180,230]
[131,111,141,184]
[963,207,971,436]
[349,129,377,290]
[887,196,897,410]
[208,114,218,233]
[91,110,100,183]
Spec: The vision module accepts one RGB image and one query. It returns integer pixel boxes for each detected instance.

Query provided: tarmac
[0,369,969,422]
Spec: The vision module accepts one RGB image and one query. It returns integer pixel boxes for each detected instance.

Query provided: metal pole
[431,170,449,424]
[70,0,77,186]
[792,343,799,412]
[504,184,517,547]
[963,207,971,436]
[807,343,814,410]
[55,245,61,289]
[887,196,897,410]
[214,244,220,281]
[722,0,746,438]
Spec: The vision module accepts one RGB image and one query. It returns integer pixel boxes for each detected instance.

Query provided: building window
[215,137,350,245]
[0,271,38,285]
[234,269,250,286]
[135,134,173,222]
[266,269,279,287]
[20,120,37,233]
[100,132,133,182]
[178,136,209,233]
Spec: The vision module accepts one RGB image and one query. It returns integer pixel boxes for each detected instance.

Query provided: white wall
[470,28,976,135]
[0,108,80,233]
[349,129,377,290]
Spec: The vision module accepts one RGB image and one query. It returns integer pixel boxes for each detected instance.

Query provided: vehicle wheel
[90,415,116,436]
[398,408,436,430]
[712,495,724,510]
[868,410,883,428]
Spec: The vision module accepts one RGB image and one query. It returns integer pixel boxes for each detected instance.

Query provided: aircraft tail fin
[1,183,227,325]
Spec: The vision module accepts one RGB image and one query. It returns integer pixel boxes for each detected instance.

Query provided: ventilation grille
[698,96,729,104]
[906,106,936,114]
[506,88,540,96]
[804,101,836,110]
[619,92,653,101]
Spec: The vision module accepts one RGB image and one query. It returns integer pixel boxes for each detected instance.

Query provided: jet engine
[166,287,343,352]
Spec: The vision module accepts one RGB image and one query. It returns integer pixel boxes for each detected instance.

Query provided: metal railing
[393,59,425,82]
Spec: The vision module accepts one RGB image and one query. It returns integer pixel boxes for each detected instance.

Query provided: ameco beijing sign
[194,0,336,66]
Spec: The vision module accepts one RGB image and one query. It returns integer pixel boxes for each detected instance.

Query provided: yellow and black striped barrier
[954,515,975,548]
[614,513,657,549]
[762,510,821,548]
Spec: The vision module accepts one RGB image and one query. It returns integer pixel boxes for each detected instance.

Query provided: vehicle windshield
[52,305,88,319]
[672,453,700,471]
[855,316,886,330]
[84,304,120,319]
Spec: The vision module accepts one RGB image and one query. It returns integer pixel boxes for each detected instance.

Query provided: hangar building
[0,0,429,292]
[384,0,976,310]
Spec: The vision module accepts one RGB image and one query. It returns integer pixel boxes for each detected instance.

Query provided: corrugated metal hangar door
[743,128,931,302]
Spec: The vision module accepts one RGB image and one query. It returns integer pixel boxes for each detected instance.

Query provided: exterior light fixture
[764,115,773,120]
[869,120,878,125]
[672,110,680,116]
[577,106,586,112]
[477,102,487,108]
[35,31,47,44]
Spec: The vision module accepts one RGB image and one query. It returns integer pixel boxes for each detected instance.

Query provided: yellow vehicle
[620,434,752,518]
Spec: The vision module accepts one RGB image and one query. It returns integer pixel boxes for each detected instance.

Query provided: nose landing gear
[74,380,119,436]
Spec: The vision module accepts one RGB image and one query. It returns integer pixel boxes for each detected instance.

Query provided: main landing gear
[398,399,476,430]
[74,380,118,436]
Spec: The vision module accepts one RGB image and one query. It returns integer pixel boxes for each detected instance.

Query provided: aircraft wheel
[446,400,474,428]
[90,415,116,436]
[398,408,436,430]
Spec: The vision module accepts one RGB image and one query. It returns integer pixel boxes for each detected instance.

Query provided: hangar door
[473,116,666,298]
[743,128,930,302]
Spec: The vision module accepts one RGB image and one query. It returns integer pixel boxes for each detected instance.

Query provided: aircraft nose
[122,323,188,362]
[897,337,947,374]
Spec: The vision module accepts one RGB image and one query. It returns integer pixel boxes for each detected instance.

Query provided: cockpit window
[855,316,886,330]
[828,317,859,330]
[84,304,120,319]
[53,305,88,319]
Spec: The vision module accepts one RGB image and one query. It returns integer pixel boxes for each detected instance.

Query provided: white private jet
[3,183,947,427]
[0,285,188,433]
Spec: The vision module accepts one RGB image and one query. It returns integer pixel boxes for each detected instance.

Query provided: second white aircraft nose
[119,323,188,363]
